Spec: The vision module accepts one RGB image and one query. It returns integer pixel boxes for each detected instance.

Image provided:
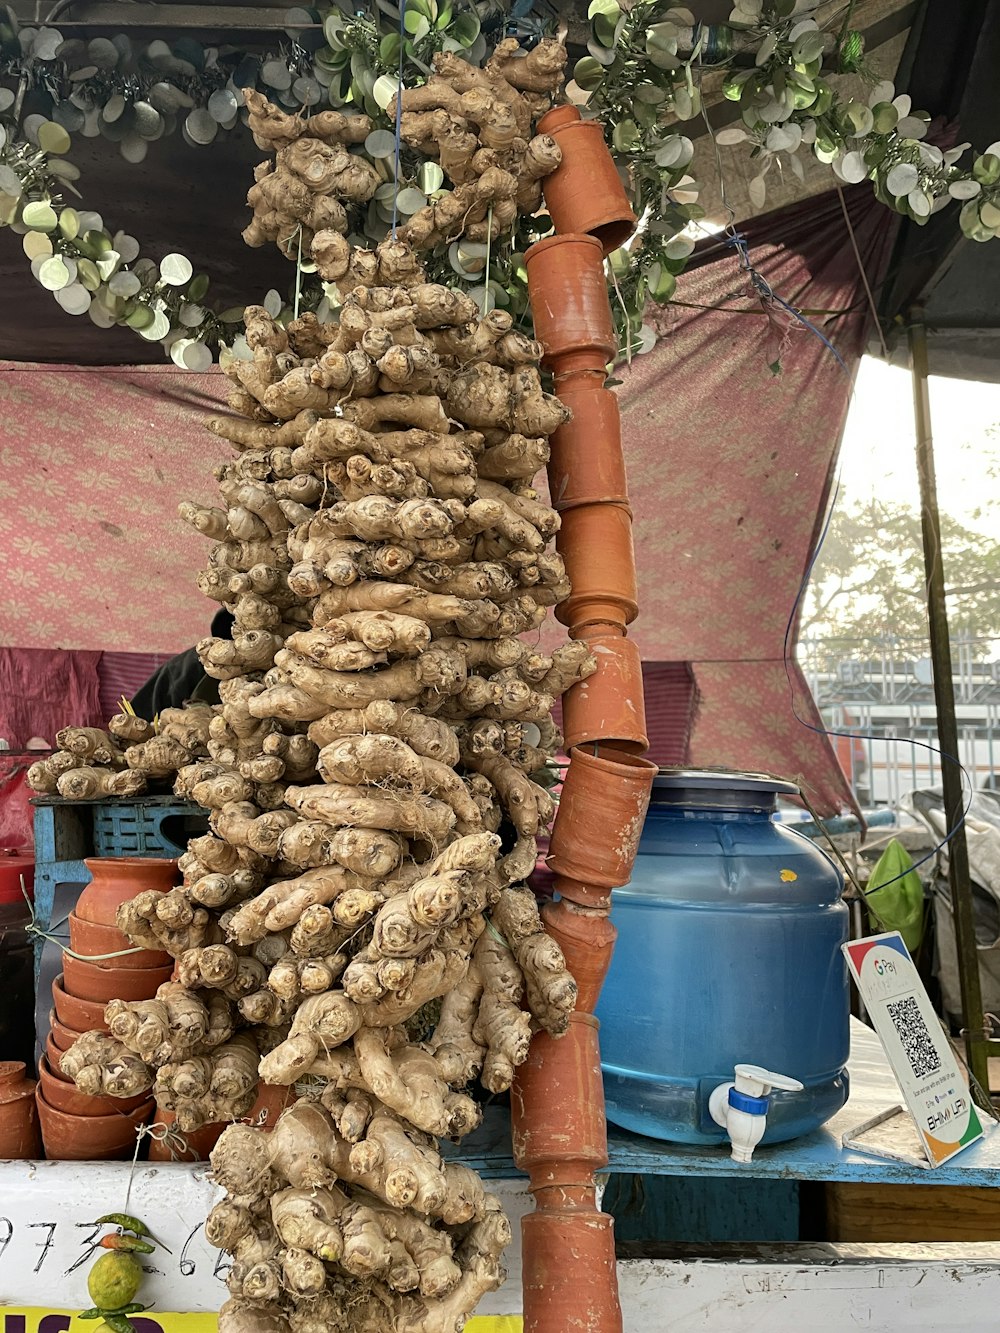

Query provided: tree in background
[803,495,1000,659]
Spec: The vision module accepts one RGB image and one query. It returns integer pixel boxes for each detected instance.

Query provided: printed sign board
[843,931,983,1166]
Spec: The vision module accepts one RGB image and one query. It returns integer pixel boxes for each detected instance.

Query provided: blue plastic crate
[91,797,209,857]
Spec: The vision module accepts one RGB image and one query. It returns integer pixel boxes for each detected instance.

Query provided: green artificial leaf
[871,101,898,134]
[403,10,430,39]
[611,118,639,152]
[573,56,605,92]
[973,153,1000,186]
[451,12,479,46]
[22,200,58,231]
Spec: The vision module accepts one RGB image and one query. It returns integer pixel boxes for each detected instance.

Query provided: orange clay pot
[68,911,171,970]
[554,502,638,629]
[51,974,110,1033]
[512,1015,607,1179]
[35,1086,153,1161]
[537,105,637,254]
[62,951,173,1004]
[76,857,178,927]
[547,381,630,513]
[525,234,616,375]
[48,1014,81,1051]
[536,103,580,133]
[37,1055,149,1117]
[147,1107,228,1162]
[547,745,657,891]
[45,1034,70,1072]
[147,1083,296,1162]
[561,628,648,754]
[541,898,617,1012]
[0,1060,42,1159]
[520,1208,622,1333]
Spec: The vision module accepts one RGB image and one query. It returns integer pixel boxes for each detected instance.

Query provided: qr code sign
[886,995,941,1078]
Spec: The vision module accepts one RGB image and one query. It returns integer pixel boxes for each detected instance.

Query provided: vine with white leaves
[1,0,998,367]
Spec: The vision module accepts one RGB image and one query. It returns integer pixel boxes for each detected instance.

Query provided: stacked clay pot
[0,1061,42,1158]
[38,858,177,1159]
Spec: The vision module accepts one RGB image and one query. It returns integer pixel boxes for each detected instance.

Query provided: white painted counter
[1,1161,1000,1328]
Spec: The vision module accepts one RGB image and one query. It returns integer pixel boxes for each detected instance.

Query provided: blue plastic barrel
[596,770,850,1145]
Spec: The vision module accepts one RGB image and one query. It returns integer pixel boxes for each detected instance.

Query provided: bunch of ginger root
[57,34,594,1333]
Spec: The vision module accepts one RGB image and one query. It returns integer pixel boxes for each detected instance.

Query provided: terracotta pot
[62,951,173,1004]
[146,1106,227,1162]
[547,745,657,890]
[554,502,638,629]
[521,1209,622,1333]
[146,1081,295,1162]
[513,1014,607,1177]
[536,103,580,134]
[37,1055,149,1117]
[537,106,636,254]
[51,975,110,1033]
[35,1086,153,1161]
[45,1034,71,1073]
[0,1060,42,1159]
[252,1081,299,1129]
[76,857,178,927]
[547,382,630,513]
[48,1014,82,1051]
[541,898,617,1013]
[526,234,615,375]
[561,628,648,754]
[68,912,170,971]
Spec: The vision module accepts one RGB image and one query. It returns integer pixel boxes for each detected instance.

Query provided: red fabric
[617,186,897,815]
[98,651,173,720]
[0,646,102,749]
[0,362,230,654]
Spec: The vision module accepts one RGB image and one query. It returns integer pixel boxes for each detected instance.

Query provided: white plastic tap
[708,1064,804,1162]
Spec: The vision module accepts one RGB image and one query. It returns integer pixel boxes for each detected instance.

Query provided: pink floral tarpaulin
[0,362,229,653]
[1,185,894,812]
[616,184,897,815]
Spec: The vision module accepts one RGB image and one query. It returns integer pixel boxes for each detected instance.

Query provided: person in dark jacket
[131,610,234,717]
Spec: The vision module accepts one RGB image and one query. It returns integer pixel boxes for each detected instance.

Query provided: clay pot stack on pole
[38,857,177,1160]
[512,105,657,1333]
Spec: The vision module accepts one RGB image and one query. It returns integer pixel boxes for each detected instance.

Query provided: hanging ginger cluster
[60,38,583,1333]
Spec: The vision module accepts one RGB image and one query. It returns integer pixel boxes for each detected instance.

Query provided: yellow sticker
[779,869,798,882]
[2,1312,523,1333]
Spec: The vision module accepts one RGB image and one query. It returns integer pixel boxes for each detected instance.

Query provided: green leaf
[22,201,57,231]
[646,262,676,301]
[573,56,605,92]
[403,10,430,39]
[973,153,1000,186]
[451,12,479,46]
[611,118,639,152]
[871,101,897,135]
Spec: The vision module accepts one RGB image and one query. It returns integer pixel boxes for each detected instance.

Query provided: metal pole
[908,316,990,1092]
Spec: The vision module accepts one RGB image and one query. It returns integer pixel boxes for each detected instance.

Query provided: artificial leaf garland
[2,0,999,368]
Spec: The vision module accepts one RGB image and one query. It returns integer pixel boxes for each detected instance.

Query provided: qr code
[886,995,941,1078]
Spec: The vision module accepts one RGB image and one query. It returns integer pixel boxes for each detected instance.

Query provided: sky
[837,358,1000,521]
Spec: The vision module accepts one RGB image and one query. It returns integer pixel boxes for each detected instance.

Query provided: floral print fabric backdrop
[0,361,229,653]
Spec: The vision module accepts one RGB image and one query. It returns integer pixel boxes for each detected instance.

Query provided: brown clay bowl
[37,1056,149,1117]
[35,1085,153,1161]
[76,857,178,926]
[51,975,110,1033]
[67,912,170,970]
[48,1014,83,1051]
[146,1106,228,1163]
[62,951,173,1004]
[44,1035,73,1074]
